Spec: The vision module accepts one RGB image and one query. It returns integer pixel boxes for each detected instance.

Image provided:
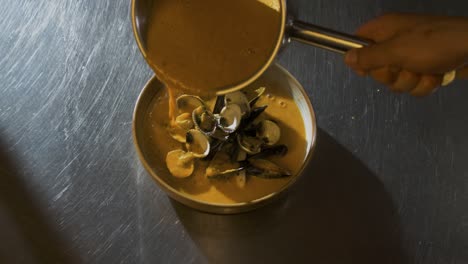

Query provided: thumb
[345,41,401,71]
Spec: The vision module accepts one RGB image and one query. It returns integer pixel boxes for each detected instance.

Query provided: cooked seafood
[246,159,291,179]
[165,87,291,185]
[193,106,217,135]
[186,129,211,158]
[166,150,195,178]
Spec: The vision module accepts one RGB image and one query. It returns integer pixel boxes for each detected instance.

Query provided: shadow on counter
[0,138,80,263]
[172,128,409,264]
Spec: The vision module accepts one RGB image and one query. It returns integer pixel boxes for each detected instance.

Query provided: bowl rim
[132,63,317,214]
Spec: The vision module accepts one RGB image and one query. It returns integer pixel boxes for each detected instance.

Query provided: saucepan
[131,0,370,94]
[131,0,456,93]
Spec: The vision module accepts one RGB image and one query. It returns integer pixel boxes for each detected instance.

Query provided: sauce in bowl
[143,71,308,204]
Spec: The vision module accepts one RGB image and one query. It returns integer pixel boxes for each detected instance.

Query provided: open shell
[224,91,250,116]
[166,87,290,183]
[166,150,195,178]
[257,120,281,146]
[175,113,194,130]
[193,106,217,135]
[186,129,210,158]
[211,129,230,141]
[176,95,205,113]
[217,104,242,134]
[168,113,196,143]
[237,134,263,155]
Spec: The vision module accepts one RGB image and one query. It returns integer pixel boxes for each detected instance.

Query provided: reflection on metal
[289,20,369,54]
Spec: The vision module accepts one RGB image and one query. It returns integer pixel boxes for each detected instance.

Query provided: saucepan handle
[288,20,459,86]
[288,20,371,54]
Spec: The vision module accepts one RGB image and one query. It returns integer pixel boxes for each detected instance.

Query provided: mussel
[232,150,248,188]
[238,105,268,132]
[251,145,288,159]
[246,159,291,179]
[212,95,225,114]
[247,86,266,107]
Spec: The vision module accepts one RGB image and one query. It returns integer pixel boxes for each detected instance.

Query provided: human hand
[345,13,468,96]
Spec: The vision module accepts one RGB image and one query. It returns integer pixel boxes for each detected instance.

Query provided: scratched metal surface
[0,0,467,263]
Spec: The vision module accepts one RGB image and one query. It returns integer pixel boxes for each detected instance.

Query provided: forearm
[346,13,468,95]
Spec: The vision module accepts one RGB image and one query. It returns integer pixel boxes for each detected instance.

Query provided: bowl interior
[133,63,316,213]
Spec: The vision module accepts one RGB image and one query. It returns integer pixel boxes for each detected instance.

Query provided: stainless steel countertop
[1,0,467,263]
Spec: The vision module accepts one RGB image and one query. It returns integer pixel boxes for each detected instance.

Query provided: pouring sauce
[141,0,310,204]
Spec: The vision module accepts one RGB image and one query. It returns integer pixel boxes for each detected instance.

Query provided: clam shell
[192,106,217,136]
[175,112,194,131]
[224,91,250,116]
[217,104,242,134]
[176,95,205,113]
[237,134,263,155]
[257,120,281,146]
[186,129,210,158]
[166,150,195,178]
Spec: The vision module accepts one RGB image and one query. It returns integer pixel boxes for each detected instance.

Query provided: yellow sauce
[146,0,281,94]
[141,0,307,204]
[143,82,307,204]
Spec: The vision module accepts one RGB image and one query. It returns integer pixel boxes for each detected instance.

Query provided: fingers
[410,75,442,97]
[392,70,420,93]
[356,13,412,41]
[367,67,442,96]
[369,66,399,85]
[345,42,402,72]
[350,13,448,72]
[347,13,455,97]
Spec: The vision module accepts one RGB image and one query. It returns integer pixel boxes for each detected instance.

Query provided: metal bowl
[132,63,317,214]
